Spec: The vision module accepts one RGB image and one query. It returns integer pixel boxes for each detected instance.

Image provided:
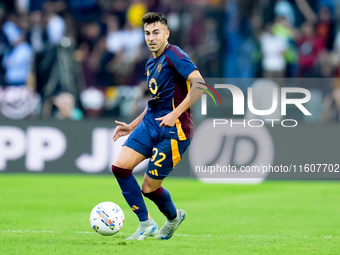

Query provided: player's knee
[141,183,154,194]
[111,165,132,179]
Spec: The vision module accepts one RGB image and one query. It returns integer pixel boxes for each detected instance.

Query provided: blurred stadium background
[1,0,340,178]
[1,0,340,121]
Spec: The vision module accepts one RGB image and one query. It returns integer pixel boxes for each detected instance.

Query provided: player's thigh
[114,146,146,170]
[142,173,164,193]
[146,138,190,180]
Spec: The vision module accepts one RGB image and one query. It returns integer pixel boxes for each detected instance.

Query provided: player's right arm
[113,106,148,141]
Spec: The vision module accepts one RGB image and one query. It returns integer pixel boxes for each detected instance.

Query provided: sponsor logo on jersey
[149,78,158,95]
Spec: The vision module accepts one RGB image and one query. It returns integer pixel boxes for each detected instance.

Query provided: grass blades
[0,174,339,255]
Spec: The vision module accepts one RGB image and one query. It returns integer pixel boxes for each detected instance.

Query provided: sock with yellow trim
[143,186,177,220]
[112,165,149,222]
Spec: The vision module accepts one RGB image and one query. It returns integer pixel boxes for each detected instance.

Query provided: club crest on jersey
[149,78,158,95]
[157,63,162,72]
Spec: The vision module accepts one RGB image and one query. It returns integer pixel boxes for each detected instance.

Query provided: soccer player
[111,12,206,240]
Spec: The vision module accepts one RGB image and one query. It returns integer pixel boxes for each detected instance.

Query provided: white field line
[1,230,339,239]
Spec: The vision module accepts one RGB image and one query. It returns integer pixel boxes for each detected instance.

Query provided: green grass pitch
[1,174,339,255]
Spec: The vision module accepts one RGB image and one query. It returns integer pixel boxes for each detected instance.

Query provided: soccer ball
[90,201,125,236]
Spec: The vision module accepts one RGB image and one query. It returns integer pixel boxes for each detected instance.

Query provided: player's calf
[112,165,149,222]
[142,186,177,220]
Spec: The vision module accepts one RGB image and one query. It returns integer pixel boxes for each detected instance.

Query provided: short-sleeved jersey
[143,44,197,141]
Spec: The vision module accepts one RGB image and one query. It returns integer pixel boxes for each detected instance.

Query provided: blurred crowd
[0,0,340,122]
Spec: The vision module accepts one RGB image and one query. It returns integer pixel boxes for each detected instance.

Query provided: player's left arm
[156,70,206,127]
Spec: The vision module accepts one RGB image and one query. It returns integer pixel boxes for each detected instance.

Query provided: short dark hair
[141,12,167,27]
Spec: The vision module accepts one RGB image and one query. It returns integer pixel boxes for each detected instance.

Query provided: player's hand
[155,112,178,127]
[113,120,132,141]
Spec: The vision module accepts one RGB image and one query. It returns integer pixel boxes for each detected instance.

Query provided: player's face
[144,21,169,57]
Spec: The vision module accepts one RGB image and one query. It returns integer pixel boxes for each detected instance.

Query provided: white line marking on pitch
[2,230,339,239]
[2,230,57,233]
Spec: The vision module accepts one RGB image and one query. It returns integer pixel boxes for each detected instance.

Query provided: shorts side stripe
[171,139,181,168]
[172,99,187,140]
[186,80,191,92]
